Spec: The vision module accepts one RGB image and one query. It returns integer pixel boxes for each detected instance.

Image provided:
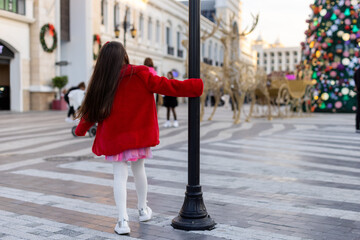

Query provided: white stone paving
[0,210,140,240]
[9,168,360,221]
[1,108,360,240]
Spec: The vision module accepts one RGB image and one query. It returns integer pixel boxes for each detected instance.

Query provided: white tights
[112,159,148,221]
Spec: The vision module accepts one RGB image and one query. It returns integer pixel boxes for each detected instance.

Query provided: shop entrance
[0,42,14,110]
[0,60,10,110]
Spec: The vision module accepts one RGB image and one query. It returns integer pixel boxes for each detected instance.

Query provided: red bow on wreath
[49,24,55,37]
[96,35,101,44]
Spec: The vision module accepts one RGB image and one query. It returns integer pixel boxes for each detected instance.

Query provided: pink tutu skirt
[105,147,152,162]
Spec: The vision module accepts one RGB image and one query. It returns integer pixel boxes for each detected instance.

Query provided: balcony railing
[167,46,174,56]
[177,50,183,58]
[202,58,213,65]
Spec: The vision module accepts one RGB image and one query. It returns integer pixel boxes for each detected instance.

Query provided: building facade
[252,36,302,74]
[0,0,250,112]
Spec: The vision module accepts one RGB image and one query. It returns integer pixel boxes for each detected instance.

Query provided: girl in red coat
[75,41,203,235]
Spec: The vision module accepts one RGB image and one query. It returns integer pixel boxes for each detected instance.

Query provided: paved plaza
[0,104,360,240]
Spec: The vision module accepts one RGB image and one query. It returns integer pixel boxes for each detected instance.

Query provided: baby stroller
[67,89,97,138]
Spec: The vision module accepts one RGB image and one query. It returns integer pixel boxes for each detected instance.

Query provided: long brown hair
[144,57,154,67]
[77,41,129,122]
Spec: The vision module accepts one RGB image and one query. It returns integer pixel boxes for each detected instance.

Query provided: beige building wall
[30,0,57,87]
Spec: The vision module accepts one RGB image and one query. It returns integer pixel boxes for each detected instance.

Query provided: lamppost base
[171,186,216,231]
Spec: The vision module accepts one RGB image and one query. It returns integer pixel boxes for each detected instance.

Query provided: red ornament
[96,34,100,44]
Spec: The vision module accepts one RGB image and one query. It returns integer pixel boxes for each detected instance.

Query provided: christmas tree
[301,0,360,112]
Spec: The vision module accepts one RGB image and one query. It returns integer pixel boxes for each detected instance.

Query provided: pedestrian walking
[354,67,360,133]
[74,41,203,235]
[163,71,179,128]
[64,82,85,122]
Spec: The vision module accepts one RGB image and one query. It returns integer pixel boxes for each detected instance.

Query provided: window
[278,52,282,57]
[202,43,205,58]
[294,51,298,56]
[177,31,181,50]
[166,25,174,55]
[156,20,160,43]
[101,0,105,25]
[0,0,25,15]
[166,26,171,46]
[279,59,282,64]
[286,51,290,56]
[114,3,120,29]
[271,59,274,64]
[270,52,274,57]
[214,43,218,63]
[294,58,298,63]
[220,46,224,64]
[286,59,290,63]
[257,53,260,58]
[148,18,152,41]
[61,0,70,41]
[177,32,183,58]
[264,60,267,64]
[139,14,144,39]
[208,41,212,60]
[264,53,267,57]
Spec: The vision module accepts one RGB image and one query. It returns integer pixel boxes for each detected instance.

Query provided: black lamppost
[171,0,215,231]
[121,7,136,48]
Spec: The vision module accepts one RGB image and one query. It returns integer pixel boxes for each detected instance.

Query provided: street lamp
[171,0,215,231]
[122,7,136,48]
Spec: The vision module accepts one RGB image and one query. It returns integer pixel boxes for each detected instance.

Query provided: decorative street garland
[93,34,102,60]
[40,23,57,53]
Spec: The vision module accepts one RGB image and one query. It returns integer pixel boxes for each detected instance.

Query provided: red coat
[75,64,203,156]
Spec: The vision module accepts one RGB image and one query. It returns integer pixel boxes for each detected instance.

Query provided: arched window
[156,20,160,43]
[202,43,205,60]
[220,46,224,66]
[166,21,174,55]
[139,14,144,39]
[101,0,108,27]
[148,17,152,41]
[114,3,120,29]
[208,41,212,65]
[214,43,218,65]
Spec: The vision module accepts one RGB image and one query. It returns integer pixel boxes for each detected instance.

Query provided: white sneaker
[65,117,74,123]
[139,206,152,222]
[163,120,171,128]
[173,120,179,128]
[114,219,130,235]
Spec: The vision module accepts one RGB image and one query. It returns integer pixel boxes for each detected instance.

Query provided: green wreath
[93,34,102,60]
[40,23,57,53]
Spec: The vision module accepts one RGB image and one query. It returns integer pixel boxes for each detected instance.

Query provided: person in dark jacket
[354,68,360,133]
[163,71,179,128]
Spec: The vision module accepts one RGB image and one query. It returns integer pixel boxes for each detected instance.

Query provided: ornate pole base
[172,185,216,231]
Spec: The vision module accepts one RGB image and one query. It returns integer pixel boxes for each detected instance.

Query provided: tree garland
[93,34,102,60]
[40,23,57,53]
